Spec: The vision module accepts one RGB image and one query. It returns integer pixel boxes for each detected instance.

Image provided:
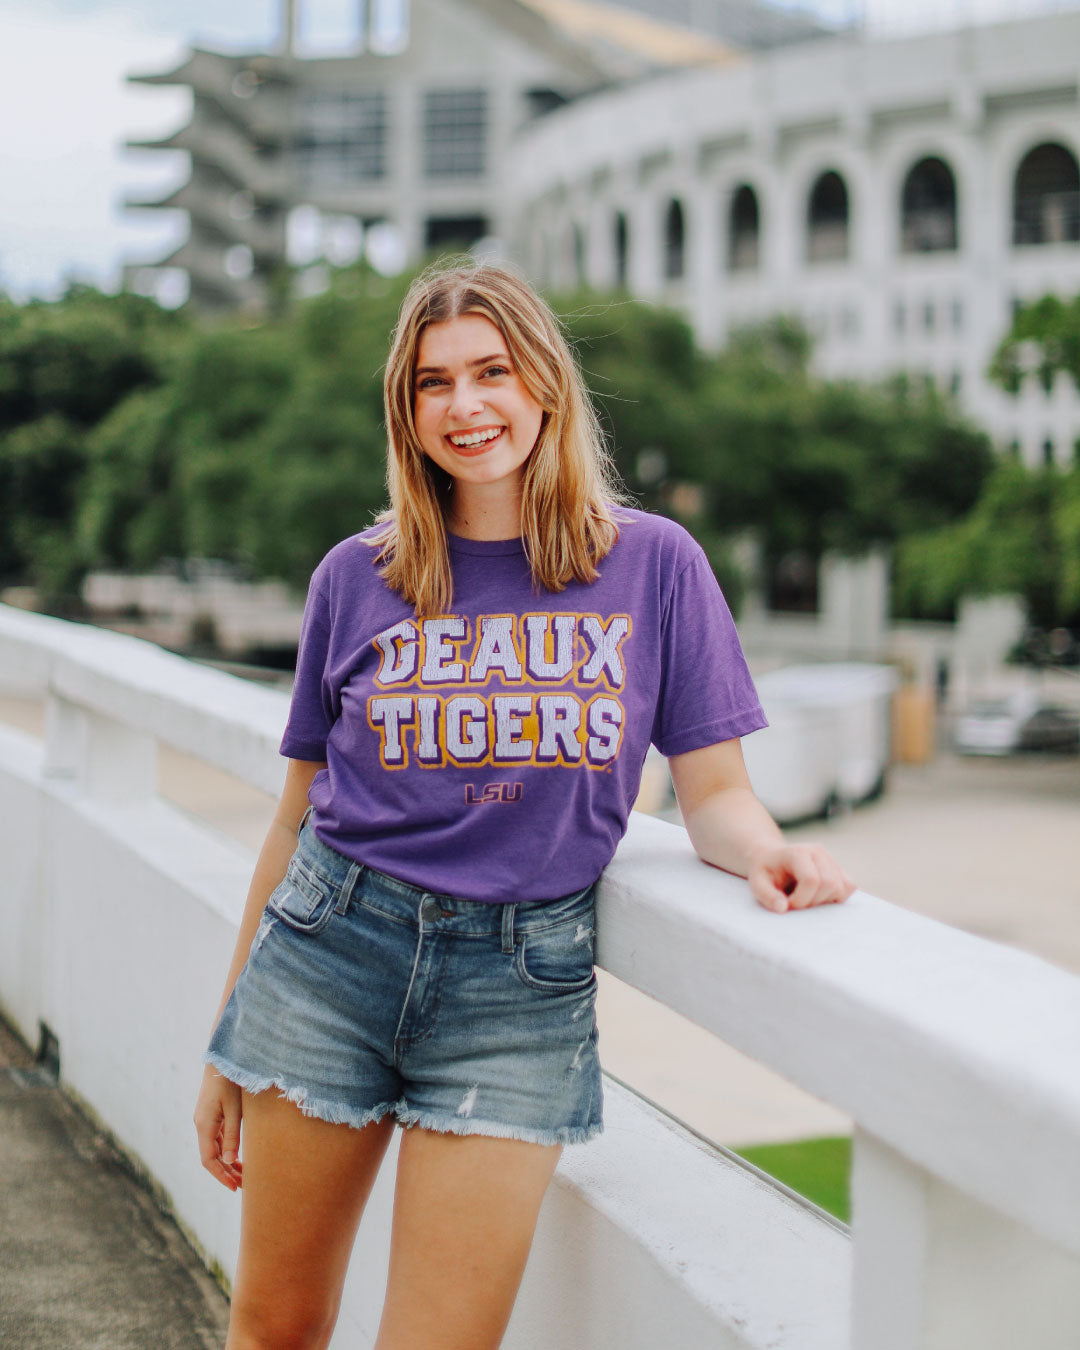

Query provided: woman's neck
[446,485,523,541]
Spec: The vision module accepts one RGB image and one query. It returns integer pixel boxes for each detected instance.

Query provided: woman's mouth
[446,426,505,455]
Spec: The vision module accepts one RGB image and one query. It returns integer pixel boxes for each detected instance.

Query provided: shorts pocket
[265,857,337,935]
[514,900,596,993]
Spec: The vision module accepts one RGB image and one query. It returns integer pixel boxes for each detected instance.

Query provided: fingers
[781,851,824,910]
[754,874,795,914]
[194,1072,244,1192]
[221,1097,242,1168]
[786,848,855,909]
[751,845,855,914]
[195,1115,238,1191]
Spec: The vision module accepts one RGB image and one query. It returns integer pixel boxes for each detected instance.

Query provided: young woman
[193,262,854,1350]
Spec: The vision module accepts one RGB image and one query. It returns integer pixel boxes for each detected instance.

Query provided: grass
[733,1135,852,1224]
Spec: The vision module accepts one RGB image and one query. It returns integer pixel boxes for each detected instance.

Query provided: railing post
[44,691,157,803]
[850,1128,1080,1350]
[43,691,87,782]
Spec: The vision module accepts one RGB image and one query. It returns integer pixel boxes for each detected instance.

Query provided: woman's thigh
[227,1089,396,1350]
[374,1128,563,1350]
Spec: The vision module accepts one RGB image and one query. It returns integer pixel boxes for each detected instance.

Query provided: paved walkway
[0,1019,229,1349]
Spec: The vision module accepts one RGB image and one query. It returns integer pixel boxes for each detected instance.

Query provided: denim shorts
[204,818,603,1146]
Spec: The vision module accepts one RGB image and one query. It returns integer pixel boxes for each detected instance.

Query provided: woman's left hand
[746,841,856,914]
[668,741,856,916]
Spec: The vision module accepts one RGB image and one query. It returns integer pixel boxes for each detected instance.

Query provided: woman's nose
[448,378,484,419]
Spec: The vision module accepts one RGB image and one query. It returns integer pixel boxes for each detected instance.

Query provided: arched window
[728,184,760,271]
[664,198,685,280]
[613,210,628,288]
[901,156,957,252]
[1013,142,1080,245]
[806,170,849,263]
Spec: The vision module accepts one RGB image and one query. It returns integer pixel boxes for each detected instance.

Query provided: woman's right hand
[194,1063,244,1191]
[192,763,325,1192]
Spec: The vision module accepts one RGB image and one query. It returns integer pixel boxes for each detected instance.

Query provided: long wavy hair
[367,260,630,616]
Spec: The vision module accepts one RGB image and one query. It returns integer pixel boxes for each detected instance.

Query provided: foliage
[894,461,1080,627]
[1,267,407,601]
[0,284,183,603]
[557,294,706,507]
[989,293,1080,395]
[557,294,993,580]
[925,290,1080,628]
[3,271,997,621]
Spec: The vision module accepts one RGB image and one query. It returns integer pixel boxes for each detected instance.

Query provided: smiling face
[412,313,545,523]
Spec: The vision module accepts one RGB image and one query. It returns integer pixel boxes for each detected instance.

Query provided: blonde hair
[368,260,630,616]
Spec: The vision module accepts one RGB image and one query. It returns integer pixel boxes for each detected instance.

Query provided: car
[1017,705,1080,752]
[953,693,1080,756]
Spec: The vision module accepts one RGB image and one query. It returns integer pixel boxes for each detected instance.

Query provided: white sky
[0,0,1068,302]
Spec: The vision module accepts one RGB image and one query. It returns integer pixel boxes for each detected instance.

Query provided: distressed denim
[205,818,603,1145]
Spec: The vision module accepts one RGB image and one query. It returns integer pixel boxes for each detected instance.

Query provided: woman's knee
[227,1289,341,1350]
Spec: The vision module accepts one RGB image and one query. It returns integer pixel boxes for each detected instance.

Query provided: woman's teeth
[449,428,503,447]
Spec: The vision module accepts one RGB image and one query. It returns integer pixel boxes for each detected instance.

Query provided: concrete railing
[1,603,1078,1349]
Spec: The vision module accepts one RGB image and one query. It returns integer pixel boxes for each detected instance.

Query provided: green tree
[894,458,1080,629]
[923,290,1080,628]
[78,264,405,590]
[556,293,707,508]
[0,285,183,601]
[990,293,1080,394]
[558,297,992,581]
[232,267,404,584]
[2,271,1000,620]
[894,460,1074,625]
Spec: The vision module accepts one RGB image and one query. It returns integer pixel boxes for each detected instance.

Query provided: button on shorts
[204,819,603,1146]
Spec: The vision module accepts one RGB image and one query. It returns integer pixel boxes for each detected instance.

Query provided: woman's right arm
[193,757,326,1191]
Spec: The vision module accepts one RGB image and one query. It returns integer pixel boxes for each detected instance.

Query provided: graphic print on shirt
[366,612,632,770]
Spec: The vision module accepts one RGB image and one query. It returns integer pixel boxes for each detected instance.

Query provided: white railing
[1,603,1078,1349]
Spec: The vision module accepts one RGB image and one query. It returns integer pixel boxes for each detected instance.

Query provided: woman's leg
[374,1129,563,1350]
[227,1089,396,1350]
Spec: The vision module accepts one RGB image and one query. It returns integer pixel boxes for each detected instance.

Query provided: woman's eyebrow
[415,352,509,375]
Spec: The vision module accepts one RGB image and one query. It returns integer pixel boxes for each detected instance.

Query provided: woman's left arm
[668,739,856,914]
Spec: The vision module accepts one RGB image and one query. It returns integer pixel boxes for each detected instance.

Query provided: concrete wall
[1,603,1079,1348]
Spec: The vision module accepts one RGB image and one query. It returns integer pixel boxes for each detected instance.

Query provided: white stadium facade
[126,0,1080,462]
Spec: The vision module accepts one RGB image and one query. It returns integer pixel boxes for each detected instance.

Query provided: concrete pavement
[0,1018,229,1349]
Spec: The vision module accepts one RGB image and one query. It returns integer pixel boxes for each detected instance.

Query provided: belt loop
[337,860,364,915]
[500,902,516,955]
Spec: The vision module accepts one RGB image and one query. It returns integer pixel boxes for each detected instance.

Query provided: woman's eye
[416,376,443,390]
[482,365,508,378]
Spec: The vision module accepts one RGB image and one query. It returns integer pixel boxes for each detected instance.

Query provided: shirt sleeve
[650,547,768,757]
[279,571,335,761]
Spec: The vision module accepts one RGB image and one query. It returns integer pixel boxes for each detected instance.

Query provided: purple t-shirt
[280,507,767,902]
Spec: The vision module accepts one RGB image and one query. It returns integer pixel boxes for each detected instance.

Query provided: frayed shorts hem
[204,1052,401,1131]
[394,1107,604,1147]
[204,1052,603,1146]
